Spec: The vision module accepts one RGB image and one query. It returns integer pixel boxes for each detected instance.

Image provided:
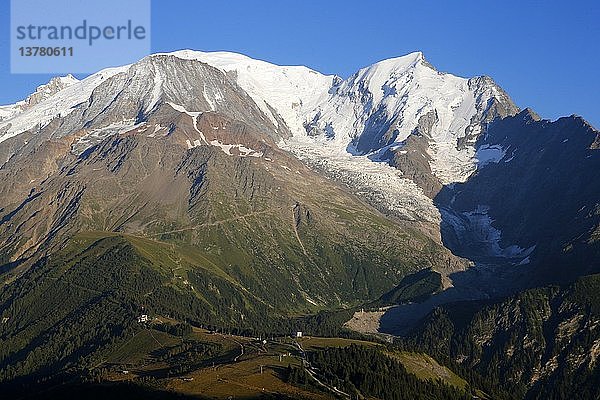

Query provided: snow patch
[147,124,168,138]
[146,65,163,113]
[166,102,209,145]
[75,119,142,150]
[475,144,506,168]
[209,139,263,158]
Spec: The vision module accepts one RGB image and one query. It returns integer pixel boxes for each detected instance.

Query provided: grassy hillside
[0,226,447,389]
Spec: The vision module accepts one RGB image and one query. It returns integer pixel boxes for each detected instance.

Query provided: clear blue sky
[1,0,599,128]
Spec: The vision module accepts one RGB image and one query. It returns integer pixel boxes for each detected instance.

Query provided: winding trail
[146,210,270,237]
[214,333,245,365]
[148,328,164,348]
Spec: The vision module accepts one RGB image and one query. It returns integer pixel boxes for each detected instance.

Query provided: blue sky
[1,0,599,128]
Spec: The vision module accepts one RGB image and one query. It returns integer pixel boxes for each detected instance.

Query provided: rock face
[436,109,600,284]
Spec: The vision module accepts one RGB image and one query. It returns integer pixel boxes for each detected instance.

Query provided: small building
[295,331,303,338]
[137,314,149,323]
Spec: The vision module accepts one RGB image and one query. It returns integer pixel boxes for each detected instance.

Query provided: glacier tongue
[440,205,536,262]
[280,135,441,223]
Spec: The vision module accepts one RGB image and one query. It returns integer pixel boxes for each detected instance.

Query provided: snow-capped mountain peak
[26,74,80,108]
[0,49,518,223]
[294,50,518,185]
[0,75,80,124]
[352,51,425,90]
[152,50,339,136]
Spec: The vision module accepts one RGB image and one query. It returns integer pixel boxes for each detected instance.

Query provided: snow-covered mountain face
[0,50,517,224]
[0,67,129,141]
[147,51,518,188]
[0,74,79,124]
[0,55,285,160]
[293,52,518,185]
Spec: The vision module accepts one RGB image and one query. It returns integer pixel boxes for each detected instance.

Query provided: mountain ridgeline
[0,50,598,398]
